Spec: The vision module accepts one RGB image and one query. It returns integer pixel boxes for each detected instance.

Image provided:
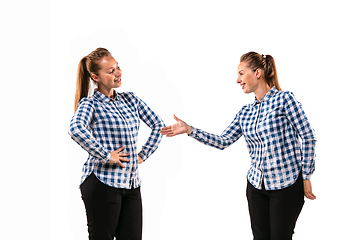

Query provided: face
[237,61,259,94]
[92,56,122,93]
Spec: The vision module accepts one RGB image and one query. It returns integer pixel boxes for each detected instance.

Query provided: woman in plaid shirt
[161,52,316,240]
[69,48,165,240]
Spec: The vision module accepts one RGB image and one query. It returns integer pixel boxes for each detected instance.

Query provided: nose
[237,75,242,84]
[115,68,122,77]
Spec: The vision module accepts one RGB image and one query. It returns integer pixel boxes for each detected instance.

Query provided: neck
[98,86,115,98]
[255,84,271,101]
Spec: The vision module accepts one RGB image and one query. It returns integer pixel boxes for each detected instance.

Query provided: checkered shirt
[190,87,316,190]
[69,90,165,189]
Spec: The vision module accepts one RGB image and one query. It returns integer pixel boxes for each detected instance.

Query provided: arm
[134,94,165,162]
[161,113,243,150]
[284,92,317,199]
[69,99,129,166]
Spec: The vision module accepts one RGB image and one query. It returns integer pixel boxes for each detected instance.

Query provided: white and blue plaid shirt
[69,90,165,189]
[190,87,316,190]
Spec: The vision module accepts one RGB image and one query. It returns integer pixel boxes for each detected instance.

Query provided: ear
[255,68,262,79]
[91,74,99,82]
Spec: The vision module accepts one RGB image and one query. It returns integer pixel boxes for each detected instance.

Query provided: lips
[114,78,121,83]
[241,83,246,89]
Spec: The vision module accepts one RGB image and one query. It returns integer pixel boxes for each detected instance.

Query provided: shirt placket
[255,102,265,188]
[112,100,137,188]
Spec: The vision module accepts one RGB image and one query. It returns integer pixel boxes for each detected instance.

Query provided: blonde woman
[69,48,165,240]
[161,52,316,240]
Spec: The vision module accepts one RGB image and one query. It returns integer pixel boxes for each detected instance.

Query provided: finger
[117,147,125,152]
[119,157,130,162]
[305,191,316,200]
[161,126,174,132]
[119,152,130,157]
[160,129,174,135]
[118,161,126,168]
[309,192,316,200]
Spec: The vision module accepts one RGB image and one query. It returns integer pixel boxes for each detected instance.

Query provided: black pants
[246,175,305,240]
[80,172,142,240]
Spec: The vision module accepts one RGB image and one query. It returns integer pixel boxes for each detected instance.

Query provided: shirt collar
[252,87,277,106]
[93,89,121,103]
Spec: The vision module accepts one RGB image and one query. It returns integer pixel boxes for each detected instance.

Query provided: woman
[160,52,316,240]
[69,47,165,240]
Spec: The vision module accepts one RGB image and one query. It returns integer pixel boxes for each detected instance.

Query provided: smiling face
[237,61,260,94]
[91,55,122,97]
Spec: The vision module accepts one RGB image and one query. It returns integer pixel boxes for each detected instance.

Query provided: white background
[2,0,360,239]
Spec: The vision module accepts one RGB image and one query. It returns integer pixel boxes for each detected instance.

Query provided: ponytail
[74,48,112,112]
[240,52,282,91]
[263,54,281,91]
[74,56,91,112]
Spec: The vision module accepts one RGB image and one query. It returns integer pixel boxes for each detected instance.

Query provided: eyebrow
[107,62,119,71]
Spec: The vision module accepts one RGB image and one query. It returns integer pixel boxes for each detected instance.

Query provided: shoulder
[236,103,252,118]
[117,91,140,108]
[280,90,301,106]
[241,103,252,112]
[269,90,298,104]
[118,91,137,100]
[78,96,95,109]
[271,89,292,99]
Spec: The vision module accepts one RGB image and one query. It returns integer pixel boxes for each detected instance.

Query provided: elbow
[160,118,166,129]
[68,124,79,140]
[212,143,229,150]
[219,144,229,150]
[154,117,165,130]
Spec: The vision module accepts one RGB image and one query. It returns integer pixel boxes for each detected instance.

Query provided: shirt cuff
[188,126,196,137]
[138,151,147,162]
[101,153,112,163]
[302,172,312,180]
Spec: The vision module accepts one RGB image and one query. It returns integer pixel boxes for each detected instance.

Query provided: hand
[303,179,316,200]
[108,147,130,167]
[138,155,144,164]
[160,115,192,137]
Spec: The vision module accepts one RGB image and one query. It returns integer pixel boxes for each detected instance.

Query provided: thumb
[173,114,181,122]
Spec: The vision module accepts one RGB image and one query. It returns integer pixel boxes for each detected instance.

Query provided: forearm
[138,122,164,161]
[189,126,240,150]
[301,137,316,180]
[69,121,111,163]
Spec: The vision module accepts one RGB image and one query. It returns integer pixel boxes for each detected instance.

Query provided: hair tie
[263,54,266,59]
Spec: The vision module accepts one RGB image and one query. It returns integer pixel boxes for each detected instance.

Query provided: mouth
[114,78,121,83]
[240,83,246,89]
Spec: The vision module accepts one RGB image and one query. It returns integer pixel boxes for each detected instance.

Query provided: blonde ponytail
[74,48,112,112]
[240,52,282,91]
[74,56,91,112]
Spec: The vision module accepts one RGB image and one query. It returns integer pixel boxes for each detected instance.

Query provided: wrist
[187,125,193,135]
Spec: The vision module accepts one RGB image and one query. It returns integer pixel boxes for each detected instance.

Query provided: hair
[240,51,281,91]
[74,48,112,112]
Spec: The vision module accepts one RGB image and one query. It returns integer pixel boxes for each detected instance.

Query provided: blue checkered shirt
[190,87,316,190]
[69,90,165,189]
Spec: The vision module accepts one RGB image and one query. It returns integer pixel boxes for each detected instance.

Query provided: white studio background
[2,0,359,239]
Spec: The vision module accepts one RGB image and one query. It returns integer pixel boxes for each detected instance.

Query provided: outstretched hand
[160,115,192,137]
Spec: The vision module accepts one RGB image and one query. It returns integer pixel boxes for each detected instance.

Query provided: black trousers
[80,172,142,240]
[246,175,305,240]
